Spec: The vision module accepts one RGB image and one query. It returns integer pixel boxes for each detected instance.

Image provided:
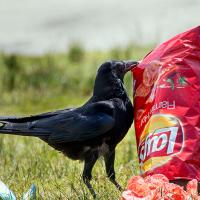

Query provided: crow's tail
[0,114,52,138]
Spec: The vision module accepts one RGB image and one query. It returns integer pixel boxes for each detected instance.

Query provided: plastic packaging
[0,181,36,200]
[132,26,200,180]
[122,174,199,200]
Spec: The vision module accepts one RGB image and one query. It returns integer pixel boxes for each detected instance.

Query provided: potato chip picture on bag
[143,60,161,87]
[135,84,151,97]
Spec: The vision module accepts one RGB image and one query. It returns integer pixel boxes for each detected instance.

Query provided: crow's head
[93,60,138,97]
[97,60,138,81]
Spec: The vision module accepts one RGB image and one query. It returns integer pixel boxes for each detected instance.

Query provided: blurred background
[1,0,200,54]
[0,0,199,199]
[0,0,199,112]
[0,0,200,54]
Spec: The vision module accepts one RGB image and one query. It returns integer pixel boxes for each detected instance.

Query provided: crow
[0,60,138,198]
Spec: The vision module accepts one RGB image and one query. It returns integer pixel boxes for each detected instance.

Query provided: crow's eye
[116,63,124,72]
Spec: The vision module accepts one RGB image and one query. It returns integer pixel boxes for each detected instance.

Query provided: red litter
[123,26,200,200]
[122,174,199,200]
[132,26,200,179]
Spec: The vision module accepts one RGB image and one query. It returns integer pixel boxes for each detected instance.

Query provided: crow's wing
[0,108,74,137]
[0,108,73,123]
[31,103,115,143]
[48,112,114,143]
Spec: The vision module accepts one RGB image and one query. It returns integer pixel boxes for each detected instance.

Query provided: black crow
[0,60,138,198]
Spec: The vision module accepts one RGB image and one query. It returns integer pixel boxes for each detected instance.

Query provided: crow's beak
[124,61,139,73]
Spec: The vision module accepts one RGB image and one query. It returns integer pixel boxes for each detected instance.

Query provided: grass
[0,125,139,199]
[0,44,153,199]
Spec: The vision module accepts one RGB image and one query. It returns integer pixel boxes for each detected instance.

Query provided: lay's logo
[138,114,184,173]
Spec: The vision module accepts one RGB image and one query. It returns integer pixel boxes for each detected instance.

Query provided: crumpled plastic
[132,26,200,180]
[0,180,36,200]
[122,174,200,200]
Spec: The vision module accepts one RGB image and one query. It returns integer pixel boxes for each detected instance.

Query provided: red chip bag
[132,26,200,181]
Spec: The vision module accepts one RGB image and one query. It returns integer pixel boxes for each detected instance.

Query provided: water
[0,0,199,54]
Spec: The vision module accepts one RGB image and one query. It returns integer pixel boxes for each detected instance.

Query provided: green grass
[0,44,153,199]
[0,95,140,200]
[0,125,139,199]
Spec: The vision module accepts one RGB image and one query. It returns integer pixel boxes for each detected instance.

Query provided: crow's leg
[82,152,98,199]
[104,149,122,191]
